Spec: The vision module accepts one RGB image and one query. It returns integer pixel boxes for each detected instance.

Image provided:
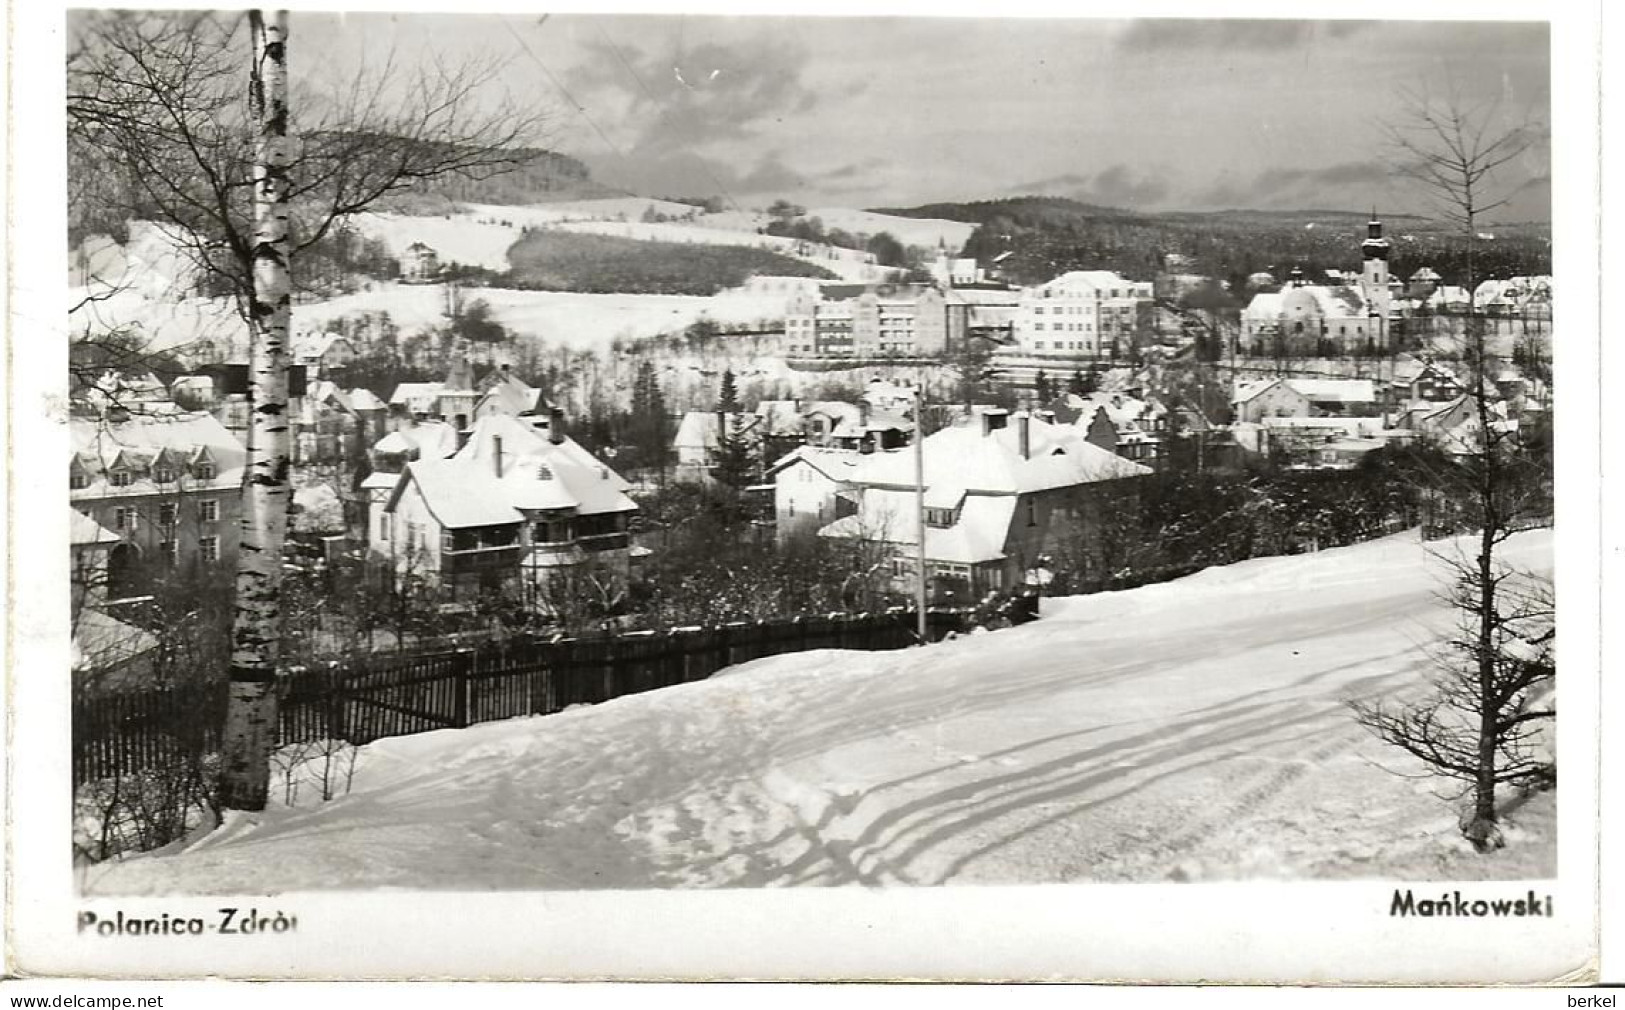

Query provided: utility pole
[913,376,928,642]
[220,9,292,811]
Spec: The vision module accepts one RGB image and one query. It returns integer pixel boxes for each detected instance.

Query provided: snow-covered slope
[85,530,1555,894]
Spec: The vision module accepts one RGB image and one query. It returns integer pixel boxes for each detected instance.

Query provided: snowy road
[86,530,1555,894]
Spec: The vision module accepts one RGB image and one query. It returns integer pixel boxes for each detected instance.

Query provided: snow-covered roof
[475,372,545,418]
[347,388,387,411]
[373,421,460,460]
[1242,291,1284,319]
[73,609,158,674]
[68,411,246,496]
[70,508,121,547]
[1286,379,1375,403]
[390,415,636,529]
[1231,379,1296,405]
[765,446,866,483]
[1427,285,1471,308]
[820,490,1017,565]
[851,414,1150,496]
[292,331,352,362]
[1034,270,1146,295]
[1071,392,1163,430]
[390,381,445,409]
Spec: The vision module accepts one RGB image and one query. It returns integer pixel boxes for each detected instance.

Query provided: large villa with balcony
[368,411,639,600]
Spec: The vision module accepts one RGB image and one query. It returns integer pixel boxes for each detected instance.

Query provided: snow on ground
[804,208,978,252]
[298,283,789,349]
[70,281,793,360]
[84,530,1554,894]
[349,211,521,273]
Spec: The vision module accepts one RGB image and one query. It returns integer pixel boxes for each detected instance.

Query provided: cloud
[1194,160,1391,209]
[1014,165,1171,209]
[1117,19,1372,53]
[582,150,806,202]
[564,33,820,158]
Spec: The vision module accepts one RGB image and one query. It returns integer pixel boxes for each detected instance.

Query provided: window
[924,506,957,528]
[379,513,392,541]
[200,536,219,562]
[199,499,219,523]
[194,461,216,480]
[158,503,177,528]
[153,466,176,484]
[1026,499,1038,527]
[110,470,132,488]
[115,506,137,530]
[442,531,457,553]
[533,519,572,544]
[70,471,88,490]
[160,540,178,566]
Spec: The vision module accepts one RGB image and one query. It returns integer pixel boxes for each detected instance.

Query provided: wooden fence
[73,607,951,787]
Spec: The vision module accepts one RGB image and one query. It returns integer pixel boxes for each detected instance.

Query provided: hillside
[86,529,1554,896]
[504,230,838,295]
[874,196,1552,288]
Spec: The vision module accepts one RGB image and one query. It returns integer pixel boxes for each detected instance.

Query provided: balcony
[578,531,630,552]
[441,545,522,576]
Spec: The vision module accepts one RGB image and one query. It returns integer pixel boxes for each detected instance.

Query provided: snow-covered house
[291,331,357,376]
[766,446,867,540]
[472,365,547,421]
[1014,270,1153,359]
[1391,395,1514,457]
[800,400,912,451]
[1390,358,1465,405]
[69,410,246,596]
[817,410,1152,602]
[373,412,639,598]
[1231,379,1314,423]
[362,420,462,541]
[402,241,441,283]
[1068,392,1169,467]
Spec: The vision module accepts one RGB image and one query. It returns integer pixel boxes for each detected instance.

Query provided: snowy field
[350,205,902,282]
[67,281,793,359]
[83,530,1554,894]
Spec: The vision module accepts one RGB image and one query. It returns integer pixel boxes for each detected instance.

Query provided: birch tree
[1351,85,1552,851]
[215,10,291,811]
[68,9,550,811]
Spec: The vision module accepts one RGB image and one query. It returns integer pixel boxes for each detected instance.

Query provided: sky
[277,14,1547,219]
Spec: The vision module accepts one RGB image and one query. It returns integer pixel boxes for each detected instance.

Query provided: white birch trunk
[219,9,291,811]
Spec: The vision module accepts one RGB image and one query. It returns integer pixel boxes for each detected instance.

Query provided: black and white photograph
[5,0,1604,984]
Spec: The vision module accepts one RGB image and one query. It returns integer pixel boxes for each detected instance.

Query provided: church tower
[1361,212,1392,350]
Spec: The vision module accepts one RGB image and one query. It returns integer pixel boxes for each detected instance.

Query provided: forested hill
[384,144,615,211]
[870,196,1552,289]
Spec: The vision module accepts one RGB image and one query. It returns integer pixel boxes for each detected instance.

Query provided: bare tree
[68,10,551,811]
[67,10,548,307]
[1353,84,1552,851]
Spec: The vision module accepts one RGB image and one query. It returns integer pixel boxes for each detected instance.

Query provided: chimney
[860,401,871,429]
[981,408,1009,436]
[549,407,567,445]
[1017,412,1031,459]
[493,434,504,478]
